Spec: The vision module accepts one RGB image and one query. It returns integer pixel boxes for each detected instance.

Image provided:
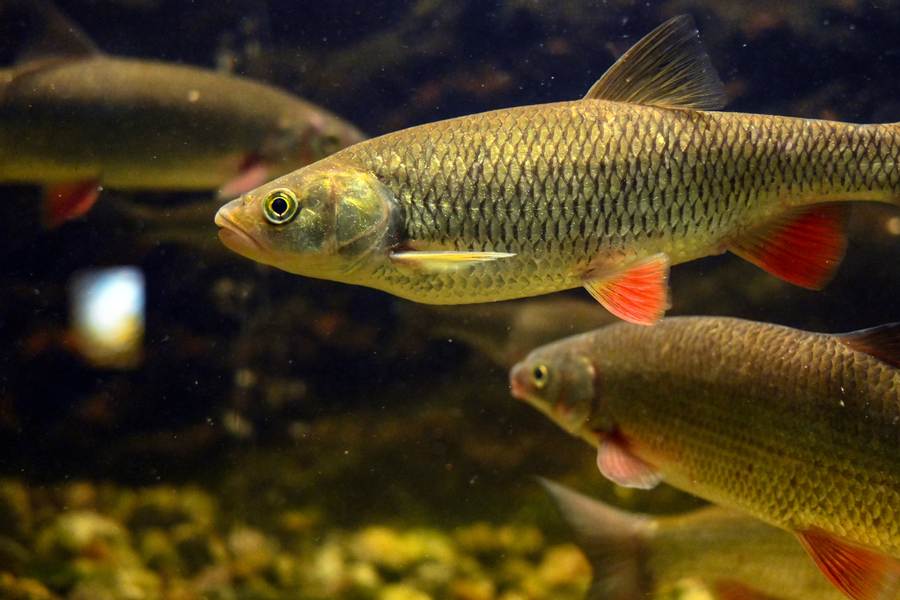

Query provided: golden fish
[541,478,842,600]
[216,15,898,325]
[0,2,363,226]
[510,317,900,600]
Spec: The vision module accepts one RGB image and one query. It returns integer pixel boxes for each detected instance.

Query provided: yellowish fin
[389,250,516,273]
[583,14,727,110]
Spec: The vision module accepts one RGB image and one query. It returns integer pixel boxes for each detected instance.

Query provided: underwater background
[1,0,899,598]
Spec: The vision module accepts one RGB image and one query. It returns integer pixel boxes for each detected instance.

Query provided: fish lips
[215,200,264,257]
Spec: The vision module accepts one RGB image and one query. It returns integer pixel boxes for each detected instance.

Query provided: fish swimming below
[540,478,843,600]
[216,14,899,325]
[510,317,900,600]
[0,1,364,227]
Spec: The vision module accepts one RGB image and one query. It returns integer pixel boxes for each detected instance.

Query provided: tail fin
[538,478,654,600]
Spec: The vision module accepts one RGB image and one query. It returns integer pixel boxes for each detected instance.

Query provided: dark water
[0,1,898,598]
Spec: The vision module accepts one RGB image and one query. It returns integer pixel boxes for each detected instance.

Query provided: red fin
[43,181,101,228]
[596,435,661,490]
[730,205,847,290]
[837,323,900,369]
[218,160,270,199]
[582,253,670,326]
[796,528,900,600]
[713,581,781,600]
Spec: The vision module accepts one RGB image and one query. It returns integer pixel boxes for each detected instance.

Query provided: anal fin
[582,253,670,325]
[729,205,847,290]
[796,528,900,600]
[43,180,102,228]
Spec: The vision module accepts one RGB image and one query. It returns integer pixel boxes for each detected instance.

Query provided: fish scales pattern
[587,318,900,555]
[339,99,900,302]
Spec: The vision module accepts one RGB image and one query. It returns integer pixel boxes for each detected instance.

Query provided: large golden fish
[216,15,898,324]
[510,317,900,600]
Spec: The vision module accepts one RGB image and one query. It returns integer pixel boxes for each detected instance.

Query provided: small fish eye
[263,189,299,225]
[532,364,549,389]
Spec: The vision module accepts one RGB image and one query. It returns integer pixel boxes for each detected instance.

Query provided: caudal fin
[538,478,654,600]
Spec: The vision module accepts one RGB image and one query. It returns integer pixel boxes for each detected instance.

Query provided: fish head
[219,111,365,199]
[264,110,366,175]
[510,343,596,436]
[214,159,399,279]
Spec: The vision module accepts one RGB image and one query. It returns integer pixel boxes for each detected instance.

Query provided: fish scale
[216,15,900,324]
[337,99,900,303]
[570,319,900,553]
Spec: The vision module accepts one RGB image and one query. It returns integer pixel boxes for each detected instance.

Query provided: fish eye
[532,364,549,389]
[263,188,299,225]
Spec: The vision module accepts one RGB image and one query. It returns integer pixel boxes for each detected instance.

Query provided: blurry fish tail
[538,478,653,600]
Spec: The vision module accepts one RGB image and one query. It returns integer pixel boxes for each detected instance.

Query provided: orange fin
[43,180,101,228]
[837,323,900,368]
[596,435,661,490]
[796,528,900,600]
[582,253,670,325]
[729,205,847,290]
[713,581,781,600]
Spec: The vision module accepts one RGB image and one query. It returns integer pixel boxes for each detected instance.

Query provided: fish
[539,478,842,600]
[0,1,364,227]
[509,317,900,600]
[215,14,900,325]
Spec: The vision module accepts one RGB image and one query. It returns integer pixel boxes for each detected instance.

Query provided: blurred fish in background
[540,478,842,600]
[0,1,363,228]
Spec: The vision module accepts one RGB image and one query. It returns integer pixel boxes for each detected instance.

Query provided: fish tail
[538,478,654,600]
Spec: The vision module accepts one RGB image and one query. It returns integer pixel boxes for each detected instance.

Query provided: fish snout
[509,363,529,400]
[215,198,264,255]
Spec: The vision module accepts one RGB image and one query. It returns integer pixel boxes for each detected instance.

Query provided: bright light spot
[70,267,145,368]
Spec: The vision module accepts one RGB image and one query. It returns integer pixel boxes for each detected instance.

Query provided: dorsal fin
[8,0,99,64]
[538,478,654,600]
[837,323,900,368]
[583,14,726,110]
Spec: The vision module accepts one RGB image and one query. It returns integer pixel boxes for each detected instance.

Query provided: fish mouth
[509,364,530,400]
[214,205,263,254]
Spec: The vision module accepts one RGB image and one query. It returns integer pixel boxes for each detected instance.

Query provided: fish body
[541,479,842,600]
[0,56,360,189]
[2,2,363,226]
[510,317,900,599]
[216,16,898,324]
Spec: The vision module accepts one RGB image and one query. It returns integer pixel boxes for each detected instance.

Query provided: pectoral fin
[43,180,102,228]
[729,205,847,290]
[583,15,727,110]
[390,250,516,273]
[796,529,900,600]
[596,435,661,490]
[582,253,670,325]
